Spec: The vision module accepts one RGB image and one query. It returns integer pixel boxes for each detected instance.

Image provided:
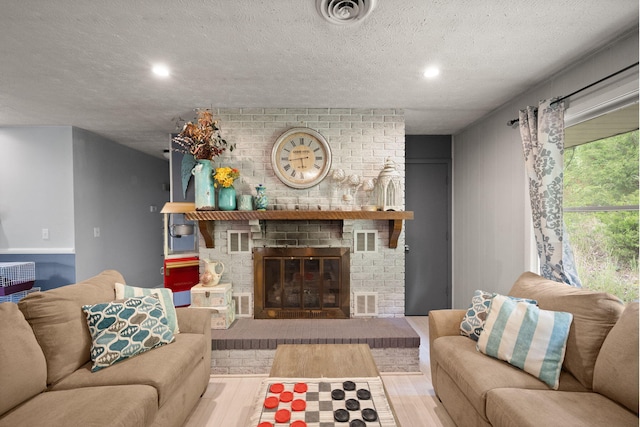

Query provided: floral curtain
[519,99,582,287]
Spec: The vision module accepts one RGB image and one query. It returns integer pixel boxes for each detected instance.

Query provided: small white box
[189,300,236,329]
[190,283,232,308]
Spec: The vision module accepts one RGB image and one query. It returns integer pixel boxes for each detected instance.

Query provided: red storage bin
[164,257,199,307]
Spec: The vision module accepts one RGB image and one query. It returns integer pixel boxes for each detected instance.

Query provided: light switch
[42,228,49,240]
[94,227,101,238]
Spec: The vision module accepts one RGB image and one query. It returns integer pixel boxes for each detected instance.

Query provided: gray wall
[72,128,169,285]
[451,29,639,308]
[0,126,169,289]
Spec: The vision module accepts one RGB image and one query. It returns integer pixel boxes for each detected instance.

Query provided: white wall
[0,127,75,253]
[192,108,407,317]
[0,126,170,288]
[452,30,639,308]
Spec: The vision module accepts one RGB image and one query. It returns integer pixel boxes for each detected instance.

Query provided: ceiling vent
[316,0,377,25]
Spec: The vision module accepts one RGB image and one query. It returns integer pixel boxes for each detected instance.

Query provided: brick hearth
[210,318,420,374]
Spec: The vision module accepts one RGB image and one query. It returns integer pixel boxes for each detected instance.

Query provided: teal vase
[192,159,215,210]
[255,185,268,211]
[218,186,237,211]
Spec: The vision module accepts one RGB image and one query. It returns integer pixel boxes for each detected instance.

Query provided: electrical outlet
[42,228,49,240]
[93,227,101,238]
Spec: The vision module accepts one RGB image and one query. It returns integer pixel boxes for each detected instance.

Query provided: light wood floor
[182,316,456,427]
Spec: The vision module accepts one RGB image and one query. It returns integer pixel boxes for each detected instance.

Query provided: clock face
[271,128,332,189]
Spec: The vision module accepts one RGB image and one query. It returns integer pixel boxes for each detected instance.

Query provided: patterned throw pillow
[82,295,175,372]
[115,283,179,334]
[476,294,573,389]
[460,290,537,341]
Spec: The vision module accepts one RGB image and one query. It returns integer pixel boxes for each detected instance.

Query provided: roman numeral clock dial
[271,128,332,189]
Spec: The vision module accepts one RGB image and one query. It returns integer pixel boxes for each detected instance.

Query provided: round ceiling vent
[316,0,377,25]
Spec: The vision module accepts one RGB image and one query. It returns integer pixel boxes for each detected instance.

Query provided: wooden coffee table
[270,343,380,378]
[267,343,400,425]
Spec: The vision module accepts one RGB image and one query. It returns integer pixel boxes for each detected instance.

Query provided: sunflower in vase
[214,167,240,210]
[214,167,240,188]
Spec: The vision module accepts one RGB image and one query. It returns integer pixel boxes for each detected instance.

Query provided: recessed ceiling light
[152,64,170,78]
[423,66,440,79]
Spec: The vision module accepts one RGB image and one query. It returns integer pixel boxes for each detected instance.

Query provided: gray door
[405,161,451,315]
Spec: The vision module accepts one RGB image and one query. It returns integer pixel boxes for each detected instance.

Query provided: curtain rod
[506,62,639,127]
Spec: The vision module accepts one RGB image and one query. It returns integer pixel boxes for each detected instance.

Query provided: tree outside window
[564,130,638,302]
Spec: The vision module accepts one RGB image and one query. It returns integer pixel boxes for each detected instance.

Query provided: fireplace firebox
[253,247,350,319]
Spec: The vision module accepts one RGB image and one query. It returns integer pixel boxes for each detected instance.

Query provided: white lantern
[375,158,402,211]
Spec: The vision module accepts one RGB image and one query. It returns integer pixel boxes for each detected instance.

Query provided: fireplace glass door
[264,257,341,309]
[254,248,349,318]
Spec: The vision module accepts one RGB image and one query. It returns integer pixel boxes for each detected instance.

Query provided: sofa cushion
[82,295,175,372]
[0,303,47,416]
[460,290,537,341]
[508,271,623,389]
[115,282,179,334]
[432,335,586,421]
[477,295,572,389]
[49,332,204,407]
[0,385,158,427]
[486,388,639,427]
[18,270,123,385]
[593,302,639,414]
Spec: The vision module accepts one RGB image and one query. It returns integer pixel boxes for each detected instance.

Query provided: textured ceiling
[0,1,638,158]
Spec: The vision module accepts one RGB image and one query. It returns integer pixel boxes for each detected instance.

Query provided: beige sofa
[0,270,211,427]
[429,271,639,427]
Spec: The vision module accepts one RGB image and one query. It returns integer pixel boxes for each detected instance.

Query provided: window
[563,103,638,303]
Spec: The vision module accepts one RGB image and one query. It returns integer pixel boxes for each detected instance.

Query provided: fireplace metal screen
[253,247,350,319]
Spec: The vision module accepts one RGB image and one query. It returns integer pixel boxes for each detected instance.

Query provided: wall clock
[271,127,332,189]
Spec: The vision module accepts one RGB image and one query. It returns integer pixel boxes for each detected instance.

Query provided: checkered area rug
[249,377,397,426]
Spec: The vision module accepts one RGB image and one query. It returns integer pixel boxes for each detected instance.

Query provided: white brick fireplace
[195,108,406,318]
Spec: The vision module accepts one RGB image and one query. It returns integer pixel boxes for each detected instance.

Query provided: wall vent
[232,292,253,317]
[316,0,377,25]
[354,230,378,253]
[352,292,378,317]
[228,230,252,254]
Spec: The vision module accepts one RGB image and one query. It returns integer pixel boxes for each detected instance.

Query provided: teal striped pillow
[476,294,572,389]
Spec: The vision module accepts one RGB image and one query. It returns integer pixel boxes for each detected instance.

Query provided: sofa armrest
[428,309,466,392]
[428,310,466,360]
[176,307,211,336]
[176,307,212,379]
[428,309,466,342]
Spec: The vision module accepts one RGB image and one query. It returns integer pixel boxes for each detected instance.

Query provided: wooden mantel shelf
[183,209,414,249]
